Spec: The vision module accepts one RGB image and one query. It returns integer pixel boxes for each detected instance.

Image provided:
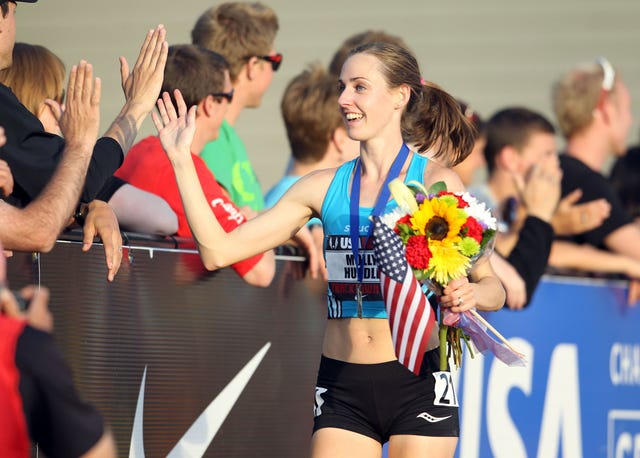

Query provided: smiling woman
[151,38,504,457]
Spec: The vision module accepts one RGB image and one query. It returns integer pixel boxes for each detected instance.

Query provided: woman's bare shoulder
[294,166,339,190]
[424,159,465,192]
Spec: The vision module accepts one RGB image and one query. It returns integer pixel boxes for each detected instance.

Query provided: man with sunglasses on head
[191,2,281,212]
[115,44,277,287]
[552,58,640,304]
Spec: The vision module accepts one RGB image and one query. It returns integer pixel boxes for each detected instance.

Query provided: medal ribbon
[349,143,410,285]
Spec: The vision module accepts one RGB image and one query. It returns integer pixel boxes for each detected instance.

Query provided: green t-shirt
[199,120,265,211]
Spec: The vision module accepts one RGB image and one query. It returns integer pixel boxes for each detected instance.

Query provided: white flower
[380,207,408,229]
[462,193,497,230]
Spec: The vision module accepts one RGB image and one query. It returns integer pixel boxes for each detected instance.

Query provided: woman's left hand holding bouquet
[440,277,477,325]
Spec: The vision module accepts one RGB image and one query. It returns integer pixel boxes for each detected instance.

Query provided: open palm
[152,89,197,162]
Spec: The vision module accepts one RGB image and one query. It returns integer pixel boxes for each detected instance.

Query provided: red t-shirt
[115,136,262,277]
[0,316,29,458]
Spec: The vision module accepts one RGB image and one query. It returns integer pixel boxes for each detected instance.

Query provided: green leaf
[406,180,429,196]
[427,181,448,195]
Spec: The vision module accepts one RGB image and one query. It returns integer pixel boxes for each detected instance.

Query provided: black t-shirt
[559,154,633,248]
[0,83,124,207]
[16,326,104,458]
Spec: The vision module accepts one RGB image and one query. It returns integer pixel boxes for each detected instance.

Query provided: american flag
[372,216,436,375]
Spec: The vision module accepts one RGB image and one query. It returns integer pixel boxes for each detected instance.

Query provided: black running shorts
[313,348,459,443]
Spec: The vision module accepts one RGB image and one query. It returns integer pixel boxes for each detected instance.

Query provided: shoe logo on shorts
[417,412,452,423]
[314,387,328,417]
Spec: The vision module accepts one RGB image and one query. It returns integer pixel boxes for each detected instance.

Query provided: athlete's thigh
[310,427,382,458]
[388,434,458,458]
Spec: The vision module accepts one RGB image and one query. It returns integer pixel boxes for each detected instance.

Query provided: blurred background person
[469,107,562,308]
[116,44,277,287]
[191,2,280,212]
[451,100,487,187]
[551,57,640,303]
[0,237,116,457]
[552,57,639,258]
[609,145,640,226]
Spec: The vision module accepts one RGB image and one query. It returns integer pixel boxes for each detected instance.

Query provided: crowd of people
[1,0,639,457]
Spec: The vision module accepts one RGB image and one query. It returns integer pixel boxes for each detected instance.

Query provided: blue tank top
[321,152,429,319]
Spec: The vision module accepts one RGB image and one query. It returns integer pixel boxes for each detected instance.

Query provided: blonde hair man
[191,2,280,211]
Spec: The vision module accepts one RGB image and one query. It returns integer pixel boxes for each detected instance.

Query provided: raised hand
[59,61,101,151]
[120,25,168,115]
[152,89,197,163]
[521,153,562,223]
[106,25,168,153]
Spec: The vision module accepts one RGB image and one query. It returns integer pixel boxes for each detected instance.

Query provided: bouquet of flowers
[380,179,525,370]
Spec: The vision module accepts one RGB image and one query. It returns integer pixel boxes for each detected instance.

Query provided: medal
[356,283,363,318]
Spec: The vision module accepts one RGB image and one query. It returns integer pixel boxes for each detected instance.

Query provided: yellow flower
[411,196,466,243]
[429,243,471,285]
[410,195,470,285]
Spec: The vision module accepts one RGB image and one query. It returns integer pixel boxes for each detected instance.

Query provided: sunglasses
[256,53,283,71]
[211,89,234,103]
[596,56,615,92]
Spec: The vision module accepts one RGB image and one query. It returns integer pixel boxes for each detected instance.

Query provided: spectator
[153,42,504,456]
[115,44,276,287]
[552,57,638,254]
[0,42,178,236]
[0,56,123,280]
[444,102,526,309]
[0,237,116,457]
[609,145,640,225]
[0,1,167,280]
[470,107,563,308]
[0,2,167,208]
[451,100,486,187]
[1,69,118,453]
[550,58,640,304]
[476,106,640,306]
[191,2,280,211]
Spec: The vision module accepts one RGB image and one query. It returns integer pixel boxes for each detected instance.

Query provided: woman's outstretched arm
[153,90,318,270]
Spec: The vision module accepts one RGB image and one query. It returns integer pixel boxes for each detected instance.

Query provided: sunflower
[411,196,466,240]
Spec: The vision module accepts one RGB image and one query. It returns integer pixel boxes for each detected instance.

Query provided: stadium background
[18,0,640,191]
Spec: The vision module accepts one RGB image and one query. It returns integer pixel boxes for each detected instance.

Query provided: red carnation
[438,191,469,208]
[405,235,432,269]
[393,214,413,234]
[462,217,483,243]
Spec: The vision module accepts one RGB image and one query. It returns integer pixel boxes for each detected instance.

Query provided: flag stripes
[372,217,436,375]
